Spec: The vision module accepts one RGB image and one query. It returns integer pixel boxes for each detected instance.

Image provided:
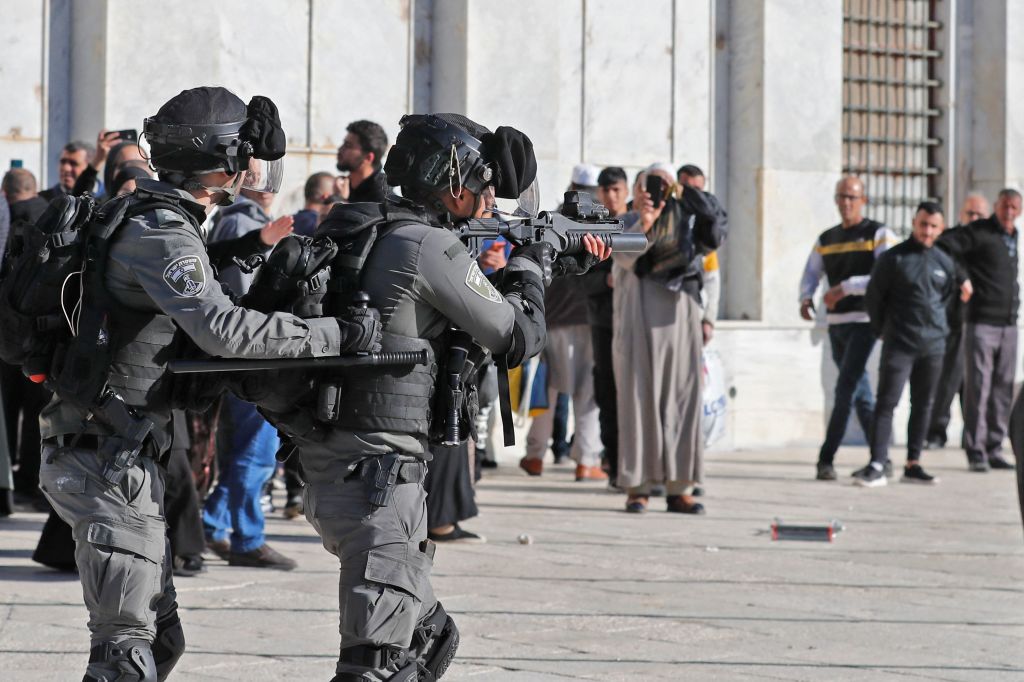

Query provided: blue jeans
[202,395,280,552]
[818,322,876,464]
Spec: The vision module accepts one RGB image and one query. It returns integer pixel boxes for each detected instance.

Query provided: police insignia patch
[163,255,206,297]
[465,262,503,303]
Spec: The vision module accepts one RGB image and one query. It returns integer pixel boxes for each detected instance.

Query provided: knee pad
[410,602,459,680]
[84,639,158,682]
[153,607,186,681]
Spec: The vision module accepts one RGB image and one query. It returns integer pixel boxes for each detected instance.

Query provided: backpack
[0,194,97,380]
[0,192,194,389]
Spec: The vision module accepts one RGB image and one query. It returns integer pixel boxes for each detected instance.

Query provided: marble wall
[1,1,1020,450]
[0,1,46,184]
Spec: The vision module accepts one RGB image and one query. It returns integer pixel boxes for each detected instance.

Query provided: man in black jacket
[938,188,1021,471]
[856,202,958,486]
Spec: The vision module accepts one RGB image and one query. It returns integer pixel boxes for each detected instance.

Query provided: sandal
[666,495,705,515]
[625,495,649,514]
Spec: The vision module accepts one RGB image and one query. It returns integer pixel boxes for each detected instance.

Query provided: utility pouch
[368,454,403,508]
[316,381,344,422]
[92,390,154,487]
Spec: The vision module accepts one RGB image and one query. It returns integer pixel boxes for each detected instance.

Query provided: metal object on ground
[770,518,844,542]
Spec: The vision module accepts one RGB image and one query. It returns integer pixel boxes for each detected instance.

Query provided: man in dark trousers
[580,166,631,488]
[337,119,391,204]
[855,202,959,487]
[938,188,1021,471]
[925,193,990,449]
[799,176,897,480]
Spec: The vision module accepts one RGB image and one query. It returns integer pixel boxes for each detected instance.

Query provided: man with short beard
[337,119,391,204]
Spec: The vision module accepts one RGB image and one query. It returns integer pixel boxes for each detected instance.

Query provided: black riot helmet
[384,113,539,214]
[142,86,287,195]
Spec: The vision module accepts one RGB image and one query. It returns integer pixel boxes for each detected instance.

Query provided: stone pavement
[1,446,1023,681]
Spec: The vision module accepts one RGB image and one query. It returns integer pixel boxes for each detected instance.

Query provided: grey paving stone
[1,446,1022,680]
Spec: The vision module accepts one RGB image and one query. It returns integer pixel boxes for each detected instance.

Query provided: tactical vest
[816,218,884,315]
[314,201,444,438]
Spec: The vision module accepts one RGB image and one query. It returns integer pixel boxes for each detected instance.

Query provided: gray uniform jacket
[300,209,517,459]
[41,179,341,451]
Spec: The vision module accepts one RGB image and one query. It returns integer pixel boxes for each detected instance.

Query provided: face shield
[241,157,284,193]
[514,178,540,217]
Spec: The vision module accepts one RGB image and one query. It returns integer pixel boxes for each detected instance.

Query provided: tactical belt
[350,458,425,485]
[48,433,156,459]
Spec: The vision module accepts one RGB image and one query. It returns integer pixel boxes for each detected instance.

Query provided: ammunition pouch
[315,332,439,437]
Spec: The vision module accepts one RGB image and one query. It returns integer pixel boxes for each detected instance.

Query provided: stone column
[62,0,417,209]
[970,1,1024,197]
[724,0,844,324]
[432,0,715,206]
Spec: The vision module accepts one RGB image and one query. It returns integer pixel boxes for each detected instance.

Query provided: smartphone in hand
[107,129,138,143]
[645,174,666,208]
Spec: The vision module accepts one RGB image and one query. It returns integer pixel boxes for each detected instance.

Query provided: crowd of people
[3,128,1017,558]
[801,177,1019,486]
[0,89,1019,679]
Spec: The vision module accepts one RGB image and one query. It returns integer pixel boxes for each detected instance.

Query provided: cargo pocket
[364,545,433,602]
[79,519,164,631]
[340,546,433,648]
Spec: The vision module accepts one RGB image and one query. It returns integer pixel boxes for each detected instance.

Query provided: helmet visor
[242,157,284,193]
[514,178,540,217]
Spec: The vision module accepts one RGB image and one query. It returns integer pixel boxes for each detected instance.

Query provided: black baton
[167,350,429,374]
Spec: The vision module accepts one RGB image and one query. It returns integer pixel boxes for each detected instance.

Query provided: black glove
[507,242,554,286]
[337,307,383,353]
[553,250,600,278]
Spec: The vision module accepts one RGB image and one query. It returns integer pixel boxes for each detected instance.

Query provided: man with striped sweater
[799,176,897,481]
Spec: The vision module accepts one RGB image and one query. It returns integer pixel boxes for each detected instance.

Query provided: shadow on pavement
[0,565,77,581]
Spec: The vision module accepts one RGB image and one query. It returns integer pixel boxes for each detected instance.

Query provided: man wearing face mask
[261,113,608,680]
[36,86,382,682]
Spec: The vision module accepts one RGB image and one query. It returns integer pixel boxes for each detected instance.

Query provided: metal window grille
[842,0,944,236]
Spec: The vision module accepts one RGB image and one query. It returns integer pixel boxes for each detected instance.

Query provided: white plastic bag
[702,348,728,446]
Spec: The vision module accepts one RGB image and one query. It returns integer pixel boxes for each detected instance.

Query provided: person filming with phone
[611,164,727,515]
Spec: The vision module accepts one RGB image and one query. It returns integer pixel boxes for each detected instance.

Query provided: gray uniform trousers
[39,441,176,655]
[963,323,1018,462]
[300,448,436,679]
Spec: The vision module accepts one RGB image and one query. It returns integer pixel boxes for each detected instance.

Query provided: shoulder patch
[163,255,206,297]
[465,262,503,303]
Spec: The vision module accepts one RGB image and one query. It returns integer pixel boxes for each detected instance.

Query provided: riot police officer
[258,113,609,681]
[37,86,381,681]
